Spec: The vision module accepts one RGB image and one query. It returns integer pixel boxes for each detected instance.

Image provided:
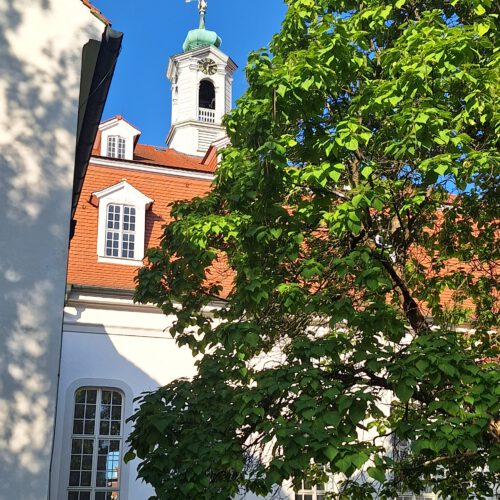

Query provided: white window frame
[104,203,137,260]
[67,387,125,500]
[294,479,328,500]
[106,136,126,159]
[93,180,153,266]
[397,493,437,500]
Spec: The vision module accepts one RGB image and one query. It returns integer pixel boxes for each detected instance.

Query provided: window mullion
[119,207,124,258]
[92,389,102,500]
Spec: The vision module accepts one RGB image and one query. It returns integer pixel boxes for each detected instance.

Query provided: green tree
[127,1,499,498]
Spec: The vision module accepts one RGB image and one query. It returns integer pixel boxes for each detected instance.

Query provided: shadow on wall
[0,0,101,497]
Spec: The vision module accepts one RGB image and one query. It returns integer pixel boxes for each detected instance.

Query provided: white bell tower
[166,1,237,156]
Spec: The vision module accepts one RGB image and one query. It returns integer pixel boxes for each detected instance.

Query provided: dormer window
[107,136,126,159]
[105,204,136,259]
[98,116,141,161]
[92,180,153,266]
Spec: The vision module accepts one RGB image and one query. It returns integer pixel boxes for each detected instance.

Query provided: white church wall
[0,1,105,497]
[51,294,198,499]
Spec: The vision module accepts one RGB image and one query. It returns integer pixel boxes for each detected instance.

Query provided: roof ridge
[136,144,204,162]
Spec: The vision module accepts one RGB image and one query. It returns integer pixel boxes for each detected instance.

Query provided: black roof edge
[71,27,123,239]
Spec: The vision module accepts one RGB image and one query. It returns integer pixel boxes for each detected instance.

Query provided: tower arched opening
[199,80,215,110]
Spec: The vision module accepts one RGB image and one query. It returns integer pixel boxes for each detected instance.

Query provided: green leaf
[323,411,341,426]
[488,456,500,473]
[324,445,339,461]
[395,382,414,403]
[346,137,359,151]
[476,22,490,36]
[336,455,353,473]
[416,359,428,373]
[277,84,287,97]
[349,401,366,425]
[270,228,282,239]
[123,451,136,463]
[434,164,449,175]
[361,166,373,178]
[367,466,385,483]
[302,77,314,91]
[475,4,486,15]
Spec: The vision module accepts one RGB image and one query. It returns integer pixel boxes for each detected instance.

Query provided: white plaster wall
[51,300,198,499]
[169,121,226,156]
[0,1,105,497]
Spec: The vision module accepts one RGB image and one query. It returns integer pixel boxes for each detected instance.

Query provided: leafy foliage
[128,1,499,498]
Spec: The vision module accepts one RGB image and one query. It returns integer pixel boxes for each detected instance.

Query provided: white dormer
[98,116,141,161]
[92,180,153,266]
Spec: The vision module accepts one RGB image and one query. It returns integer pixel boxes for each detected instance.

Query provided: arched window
[199,80,215,110]
[67,387,124,500]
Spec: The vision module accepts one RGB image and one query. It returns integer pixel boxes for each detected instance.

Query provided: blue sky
[92,0,287,145]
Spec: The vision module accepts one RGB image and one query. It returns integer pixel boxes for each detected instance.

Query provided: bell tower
[166,1,237,156]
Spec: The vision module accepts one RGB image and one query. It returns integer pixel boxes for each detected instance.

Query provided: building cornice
[65,284,228,312]
[166,120,225,148]
[90,155,215,181]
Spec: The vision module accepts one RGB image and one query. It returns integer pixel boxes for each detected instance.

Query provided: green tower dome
[182,0,221,53]
[183,28,221,52]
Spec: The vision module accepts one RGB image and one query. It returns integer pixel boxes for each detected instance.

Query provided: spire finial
[198,0,207,29]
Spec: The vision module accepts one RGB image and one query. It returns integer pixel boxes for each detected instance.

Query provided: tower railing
[198,107,216,123]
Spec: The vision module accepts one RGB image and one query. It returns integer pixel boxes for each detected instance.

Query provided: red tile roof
[132,144,216,173]
[90,145,214,173]
[67,162,233,296]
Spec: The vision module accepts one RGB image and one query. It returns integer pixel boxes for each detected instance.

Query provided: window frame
[294,479,328,500]
[106,135,126,159]
[105,203,137,260]
[51,379,133,500]
[67,387,125,500]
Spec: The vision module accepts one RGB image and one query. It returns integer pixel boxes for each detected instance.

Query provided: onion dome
[182,0,222,52]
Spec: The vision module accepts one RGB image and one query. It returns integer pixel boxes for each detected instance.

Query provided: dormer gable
[92,179,153,207]
[98,115,141,161]
[92,180,153,266]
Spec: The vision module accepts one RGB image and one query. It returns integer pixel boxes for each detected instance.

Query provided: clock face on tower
[198,57,217,75]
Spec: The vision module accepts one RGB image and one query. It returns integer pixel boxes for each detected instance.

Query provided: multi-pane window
[105,204,136,259]
[68,388,124,500]
[107,136,126,159]
[294,480,327,500]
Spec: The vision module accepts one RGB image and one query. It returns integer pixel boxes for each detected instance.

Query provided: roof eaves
[91,154,214,175]
[81,0,112,27]
[71,27,124,236]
